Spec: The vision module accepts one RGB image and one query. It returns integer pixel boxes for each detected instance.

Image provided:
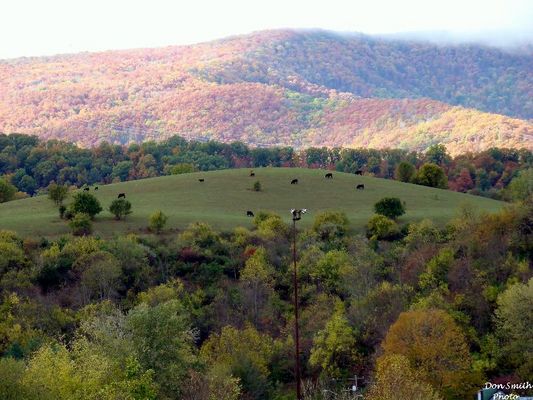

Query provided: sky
[1,0,532,59]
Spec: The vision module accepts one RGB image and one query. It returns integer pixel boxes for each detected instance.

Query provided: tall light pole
[291,208,306,400]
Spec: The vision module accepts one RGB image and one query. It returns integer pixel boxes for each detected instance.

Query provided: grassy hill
[1,30,531,153]
[0,168,505,237]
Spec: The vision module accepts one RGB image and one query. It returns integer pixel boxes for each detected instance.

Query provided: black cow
[355,170,363,176]
[118,193,126,198]
[250,171,255,177]
[83,187,90,191]
[246,211,254,217]
[356,184,365,190]
[94,186,98,191]
[325,173,333,179]
[198,178,205,182]
[291,179,298,184]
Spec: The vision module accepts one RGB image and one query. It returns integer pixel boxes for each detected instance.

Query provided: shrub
[366,214,400,240]
[312,211,349,241]
[69,192,102,219]
[69,213,92,236]
[374,197,405,219]
[252,181,262,192]
[149,210,168,234]
[109,199,132,220]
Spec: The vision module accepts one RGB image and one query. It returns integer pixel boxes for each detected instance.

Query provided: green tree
[312,211,349,241]
[167,163,195,175]
[309,302,359,379]
[74,251,122,303]
[495,278,533,379]
[109,198,132,220]
[367,354,442,400]
[240,247,275,325]
[69,192,102,219]
[395,161,416,182]
[127,299,197,399]
[69,213,92,236]
[112,161,133,182]
[201,325,273,399]
[0,178,16,203]
[252,180,262,192]
[0,357,26,399]
[374,197,405,219]
[508,168,533,202]
[366,214,400,240]
[425,144,450,166]
[149,210,167,234]
[48,183,69,205]
[414,163,448,189]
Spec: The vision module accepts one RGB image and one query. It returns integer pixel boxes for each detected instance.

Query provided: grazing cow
[118,193,126,198]
[356,184,365,190]
[94,186,98,191]
[291,179,298,185]
[355,170,363,176]
[250,171,255,177]
[246,211,254,217]
[83,187,90,191]
[325,173,333,179]
[198,178,205,182]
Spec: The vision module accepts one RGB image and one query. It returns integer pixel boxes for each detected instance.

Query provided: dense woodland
[0,194,531,399]
[1,30,531,152]
[0,133,532,202]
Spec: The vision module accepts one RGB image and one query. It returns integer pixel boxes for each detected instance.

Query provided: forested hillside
[1,30,531,152]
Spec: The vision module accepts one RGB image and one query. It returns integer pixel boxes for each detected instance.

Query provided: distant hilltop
[1,29,531,154]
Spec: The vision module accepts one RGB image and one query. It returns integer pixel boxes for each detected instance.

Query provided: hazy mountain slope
[0,29,531,153]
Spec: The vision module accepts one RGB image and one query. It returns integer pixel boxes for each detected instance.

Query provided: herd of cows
[78,169,367,218]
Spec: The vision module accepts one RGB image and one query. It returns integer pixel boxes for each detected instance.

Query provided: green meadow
[0,168,505,237]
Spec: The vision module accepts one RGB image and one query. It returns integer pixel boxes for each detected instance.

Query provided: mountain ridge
[0,29,531,154]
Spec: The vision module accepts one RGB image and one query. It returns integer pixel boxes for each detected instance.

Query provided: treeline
[1,133,531,201]
[0,197,531,399]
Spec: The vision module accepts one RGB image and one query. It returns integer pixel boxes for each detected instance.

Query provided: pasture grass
[0,168,505,237]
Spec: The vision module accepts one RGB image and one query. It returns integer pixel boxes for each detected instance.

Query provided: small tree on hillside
[149,210,168,234]
[109,198,132,220]
[395,162,416,183]
[374,197,405,219]
[414,163,448,189]
[69,192,102,219]
[69,213,92,236]
[252,181,262,192]
[48,183,69,205]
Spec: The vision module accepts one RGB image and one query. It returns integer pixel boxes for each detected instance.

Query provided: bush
[374,197,405,219]
[252,181,262,192]
[109,199,132,220]
[149,210,168,234]
[312,211,349,241]
[48,183,69,205]
[59,205,67,219]
[69,213,92,236]
[69,192,102,219]
[366,214,400,240]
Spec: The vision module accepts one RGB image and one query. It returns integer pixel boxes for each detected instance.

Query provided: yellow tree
[367,354,441,400]
[381,309,477,399]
